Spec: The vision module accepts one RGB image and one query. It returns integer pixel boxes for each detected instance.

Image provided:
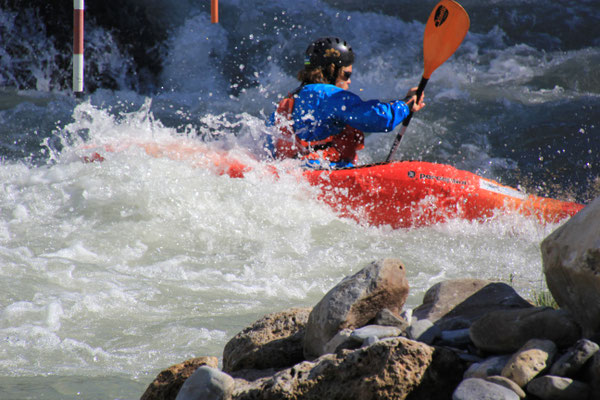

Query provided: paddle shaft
[384,0,469,163]
[385,76,428,162]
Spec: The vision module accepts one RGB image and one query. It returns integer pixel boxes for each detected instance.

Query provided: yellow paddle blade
[423,0,470,79]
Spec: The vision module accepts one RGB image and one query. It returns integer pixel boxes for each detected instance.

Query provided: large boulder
[222,307,311,373]
[232,337,465,400]
[541,196,600,337]
[303,259,409,359]
[469,307,581,353]
[412,279,532,330]
[140,356,219,400]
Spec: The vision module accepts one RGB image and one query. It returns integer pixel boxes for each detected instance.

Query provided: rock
[175,366,234,400]
[485,376,526,398]
[587,352,600,399]
[323,328,356,354]
[440,329,472,346]
[222,307,311,373]
[350,325,402,342]
[374,308,410,332]
[550,338,599,377]
[322,325,403,355]
[140,356,219,400]
[501,339,557,387]
[526,375,590,400]
[406,318,440,345]
[227,368,278,383]
[232,337,465,400]
[400,308,413,326]
[469,307,580,353]
[413,279,489,323]
[456,352,484,363]
[363,336,379,347]
[464,355,511,379]
[452,378,520,400]
[541,196,600,337]
[303,259,409,359]
[412,279,532,331]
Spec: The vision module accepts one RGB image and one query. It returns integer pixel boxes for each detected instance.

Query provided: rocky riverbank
[140,196,600,400]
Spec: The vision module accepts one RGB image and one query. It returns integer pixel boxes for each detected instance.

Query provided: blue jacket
[269,83,411,142]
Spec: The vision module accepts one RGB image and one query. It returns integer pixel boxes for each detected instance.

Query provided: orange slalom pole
[211,0,219,23]
[73,0,84,96]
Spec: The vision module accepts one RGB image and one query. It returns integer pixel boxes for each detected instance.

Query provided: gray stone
[501,339,557,387]
[406,318,440,345]
[485,376,526,398]
[526,375,590,400]
[470,307,580,353]
[452,378,520,400]
[550,338,599,377]
[464,355,511,379]
[541,196,600,337]
[413,279,532,331]
[350,325,402,342]
[141,357,219,400]
[324,325,402,353]
[362,336,378,347]
[374,308,409,332]
[323,328,355,354]
[440,328,472,346]
[175,366,234,400]
[303,259,409,359]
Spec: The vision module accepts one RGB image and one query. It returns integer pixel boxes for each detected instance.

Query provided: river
[0,0,598,398]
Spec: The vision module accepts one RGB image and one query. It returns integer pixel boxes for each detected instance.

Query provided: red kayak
[303,161,583,228]
[82,140,584,228]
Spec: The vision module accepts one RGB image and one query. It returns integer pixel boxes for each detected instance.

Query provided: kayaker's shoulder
[298,84,361,105]
[299,83,345,96]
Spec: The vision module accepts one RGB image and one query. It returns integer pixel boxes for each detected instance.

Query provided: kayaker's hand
[404,87,425,112]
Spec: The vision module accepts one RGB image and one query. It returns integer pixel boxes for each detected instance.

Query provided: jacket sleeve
[328,90,411,133]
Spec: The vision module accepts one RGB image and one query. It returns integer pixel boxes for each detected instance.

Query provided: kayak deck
[81,141,584,228]
[303,162,583,228]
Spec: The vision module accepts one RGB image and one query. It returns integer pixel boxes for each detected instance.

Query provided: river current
[0,0,598,398]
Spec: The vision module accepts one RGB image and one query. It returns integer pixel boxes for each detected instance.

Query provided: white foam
[0,0,593,389]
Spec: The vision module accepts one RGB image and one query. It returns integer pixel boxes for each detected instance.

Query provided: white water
[1,0,598,398]
[0,100,563,398]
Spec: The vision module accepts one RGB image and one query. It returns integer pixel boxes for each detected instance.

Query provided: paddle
[385,0,470,162]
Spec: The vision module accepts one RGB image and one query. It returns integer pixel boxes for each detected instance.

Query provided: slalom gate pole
[211,0,219,23]
[73,0,84,97]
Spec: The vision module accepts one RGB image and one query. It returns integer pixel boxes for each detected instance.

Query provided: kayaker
[268,36,425,168]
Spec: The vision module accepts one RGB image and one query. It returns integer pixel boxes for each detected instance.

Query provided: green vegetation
[531,289,559,309]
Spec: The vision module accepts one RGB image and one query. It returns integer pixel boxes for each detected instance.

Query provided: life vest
[273,94,364,164]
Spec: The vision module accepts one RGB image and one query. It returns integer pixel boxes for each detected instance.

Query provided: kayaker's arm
[330,90,418,133]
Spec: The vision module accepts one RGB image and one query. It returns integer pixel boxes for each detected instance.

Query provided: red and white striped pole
[73,0,84,96]
[211,0,218,23]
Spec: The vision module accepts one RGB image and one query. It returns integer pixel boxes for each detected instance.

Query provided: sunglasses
[341,70,352,81]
